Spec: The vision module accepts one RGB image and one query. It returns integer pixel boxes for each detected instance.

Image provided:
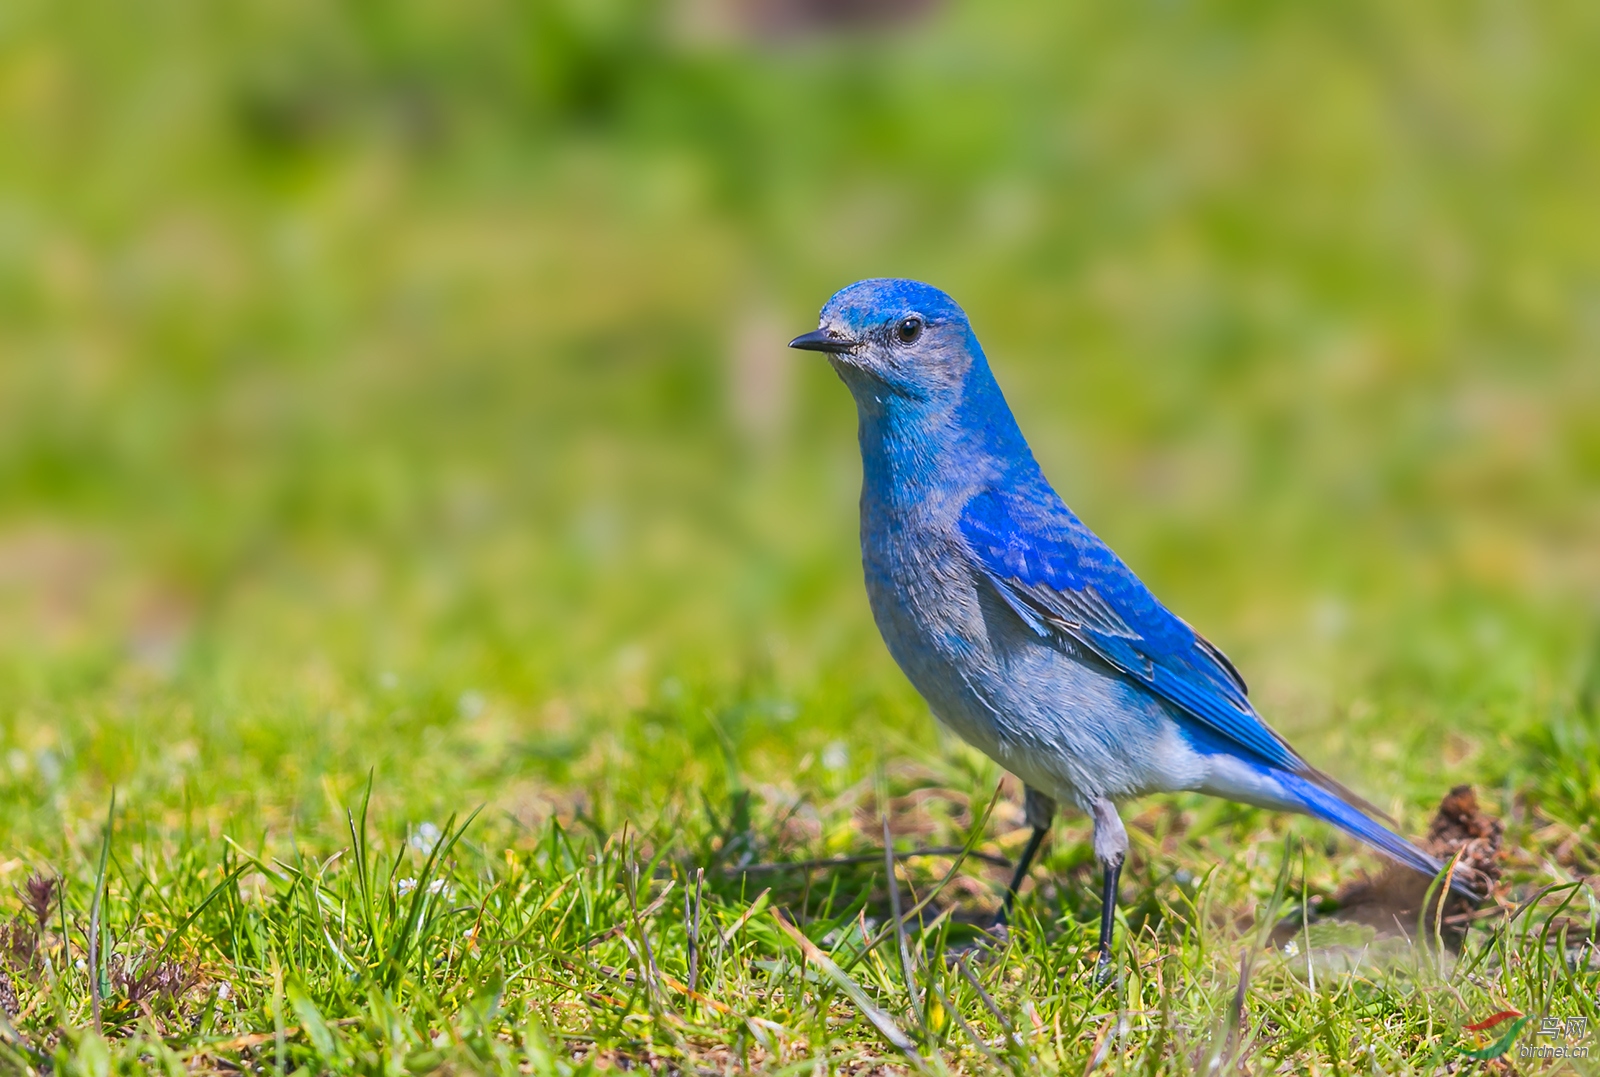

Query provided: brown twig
[1082,1013,1117,1077]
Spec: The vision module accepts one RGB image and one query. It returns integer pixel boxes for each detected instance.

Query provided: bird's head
[789,279,986,413]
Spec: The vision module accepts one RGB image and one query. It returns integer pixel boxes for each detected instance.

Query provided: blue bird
[791,278,1478,974]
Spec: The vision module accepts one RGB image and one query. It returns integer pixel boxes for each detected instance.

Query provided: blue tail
[1273,769,1481,902]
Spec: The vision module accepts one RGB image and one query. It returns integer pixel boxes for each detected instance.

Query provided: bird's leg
[996,786,1055,926]
[1090,797,1127,983]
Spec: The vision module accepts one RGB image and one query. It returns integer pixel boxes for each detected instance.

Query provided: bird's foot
[1094,947,1115,986]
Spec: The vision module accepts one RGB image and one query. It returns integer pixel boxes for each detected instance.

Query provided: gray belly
[862,535,1206,809]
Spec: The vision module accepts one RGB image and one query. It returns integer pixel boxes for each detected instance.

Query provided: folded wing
[959,487,1307,771]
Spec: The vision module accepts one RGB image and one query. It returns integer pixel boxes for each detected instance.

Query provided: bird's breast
[858,504,1201,807]
[860,516,1000,728]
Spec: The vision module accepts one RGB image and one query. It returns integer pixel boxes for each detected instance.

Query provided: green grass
[2,0,1600,1071]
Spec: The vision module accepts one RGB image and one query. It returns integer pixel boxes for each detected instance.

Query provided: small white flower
[397,876,450,898]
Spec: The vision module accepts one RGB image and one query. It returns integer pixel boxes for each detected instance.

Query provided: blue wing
[958,486,1307,774]
[957,485,1491,899]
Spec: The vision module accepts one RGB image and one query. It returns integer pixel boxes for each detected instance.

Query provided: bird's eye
[895,315,925,345]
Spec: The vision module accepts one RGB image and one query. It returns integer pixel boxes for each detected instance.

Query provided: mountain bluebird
[791,278,1478,974]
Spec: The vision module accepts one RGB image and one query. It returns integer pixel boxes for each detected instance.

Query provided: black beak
[788,328,858,354]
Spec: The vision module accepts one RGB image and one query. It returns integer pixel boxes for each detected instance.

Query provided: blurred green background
[2,0,1599,842]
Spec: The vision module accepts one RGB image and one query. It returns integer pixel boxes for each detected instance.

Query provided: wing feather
[960,489,1303,773]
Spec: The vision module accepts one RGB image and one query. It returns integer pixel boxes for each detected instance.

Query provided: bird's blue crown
[820,278,970,335]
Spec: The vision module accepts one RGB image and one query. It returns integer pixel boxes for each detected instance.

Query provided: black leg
[996,786,1055,928]
[1087,797,1127,983]
[1095,857,1122,982]
[997,825,1048,926]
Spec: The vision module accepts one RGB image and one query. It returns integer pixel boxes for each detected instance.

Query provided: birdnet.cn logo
[1461,1011,1590,1060]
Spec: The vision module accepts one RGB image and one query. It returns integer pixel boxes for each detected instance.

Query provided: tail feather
[1299,764,1397,827]
[1272,769,1481,902]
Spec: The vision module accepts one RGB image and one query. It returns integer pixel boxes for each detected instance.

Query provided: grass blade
[883,814,924,1030]
[88,790,116,1035]
[147,863,250,968]
[772,908,922,1063]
